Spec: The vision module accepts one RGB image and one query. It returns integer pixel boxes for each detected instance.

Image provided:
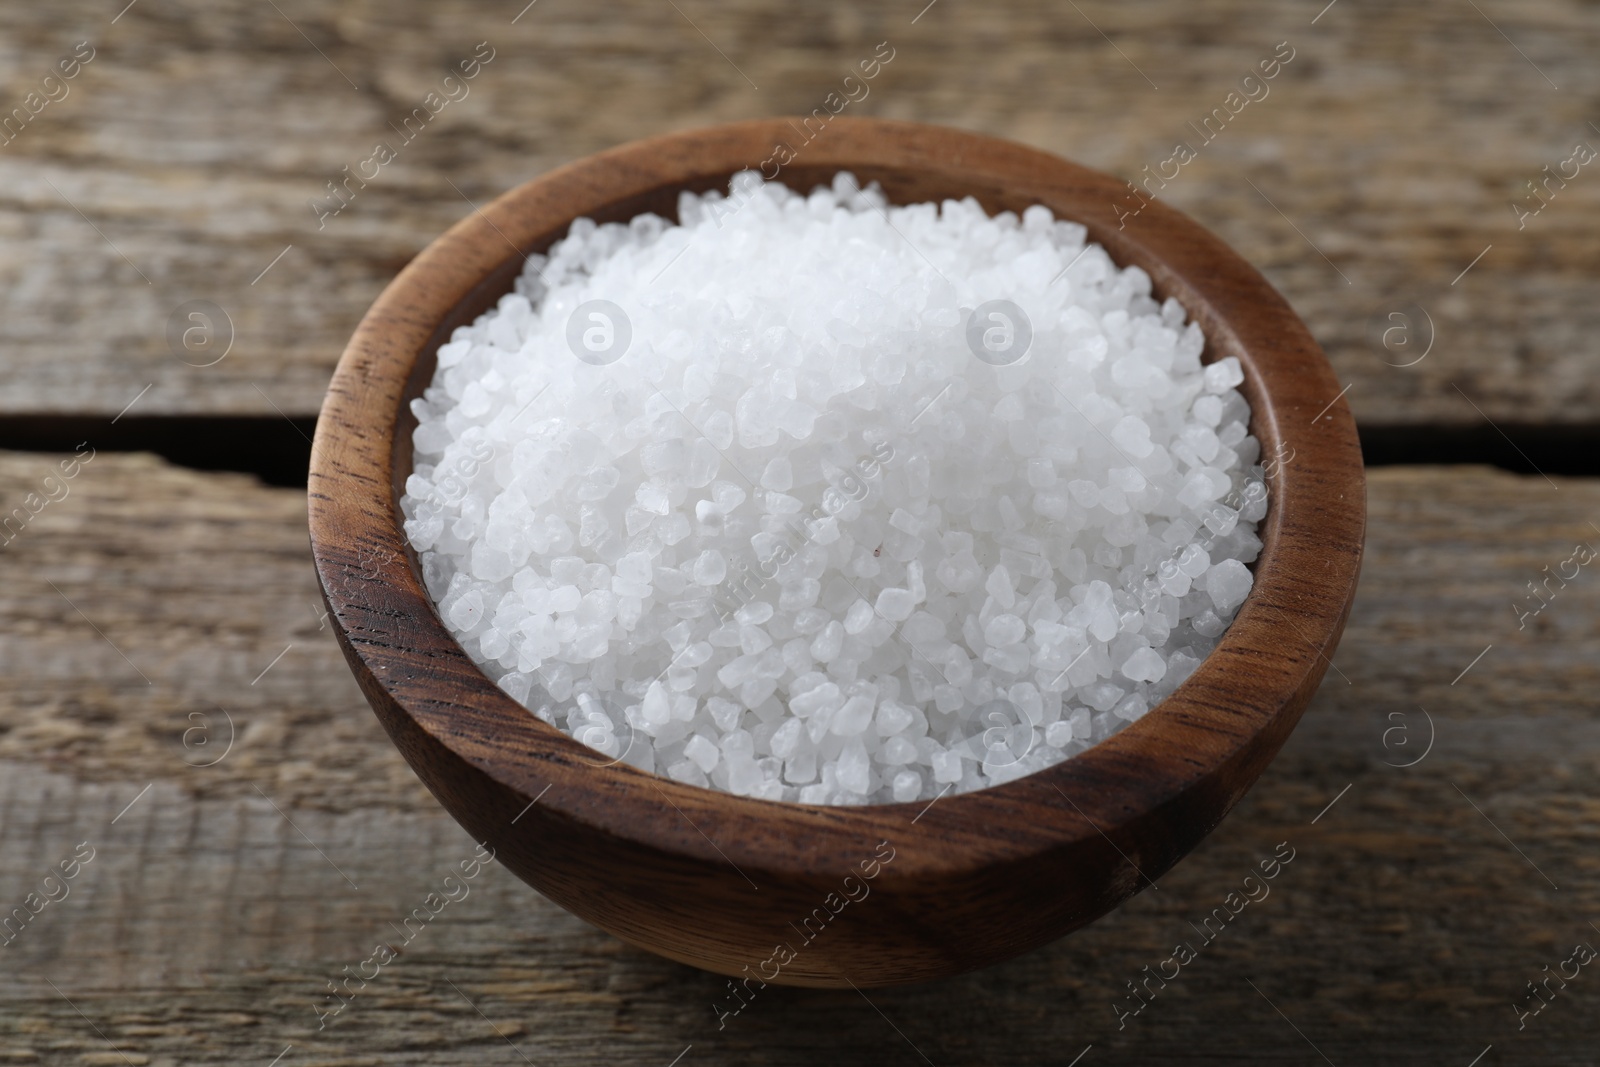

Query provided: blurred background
[1,1,1597,1063]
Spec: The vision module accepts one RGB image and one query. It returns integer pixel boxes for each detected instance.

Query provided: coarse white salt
[401,171,1266,806]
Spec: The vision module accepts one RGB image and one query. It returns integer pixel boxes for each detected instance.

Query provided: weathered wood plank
[0,451,425,815]
[0,454,1597,1063]
[1,1,1597,423]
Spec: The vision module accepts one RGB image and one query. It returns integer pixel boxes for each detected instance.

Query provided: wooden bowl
[308,117,1364,988]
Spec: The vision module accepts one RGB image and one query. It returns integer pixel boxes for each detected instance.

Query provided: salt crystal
[985,566,1016,609]
[874,700,916,736]
[684,733,720,773]
[1045,720,1074,748]
[1111,416,1156,458]
[769,718,803,760]
[727,757,763,795]
[882,736,918,764]
[984,613,1027,647]
[874,587,916,622]
[930,748,963,783]
[1113,692,1150,721]
[721,729,755,761]
[616,552,653,584]
[810,621,844,662]
[790,682,841,719]
[831,692,876,736]
[1204,558,1253,612]
[760,457,793,492]
[690,550,726,586]
[1120,646,1167,683]
[642,681,671,725]
[833,740,869,795]
[843,599,875,634]
[1203,357,1245,393]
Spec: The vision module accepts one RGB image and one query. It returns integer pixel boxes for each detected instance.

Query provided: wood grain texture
[0,451,429,816]
[0,457,1595,1062]
[2,0,1597,423]
[305,116,1364,986]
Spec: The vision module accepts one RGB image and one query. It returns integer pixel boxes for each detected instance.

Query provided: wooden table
[2,1,1597,1063]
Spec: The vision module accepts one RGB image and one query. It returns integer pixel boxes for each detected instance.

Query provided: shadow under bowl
[308,117,1365,989]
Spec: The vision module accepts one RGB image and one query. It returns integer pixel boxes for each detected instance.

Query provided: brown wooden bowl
[308,117,1364,989]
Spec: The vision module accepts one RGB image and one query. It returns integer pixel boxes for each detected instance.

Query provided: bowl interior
[388,159,1291,774]
[391,157,1289,625]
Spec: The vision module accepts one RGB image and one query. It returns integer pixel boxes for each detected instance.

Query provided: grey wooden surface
[3,0,1599,1063]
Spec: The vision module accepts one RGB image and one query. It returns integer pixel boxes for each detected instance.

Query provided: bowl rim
[308,116,1365,889]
